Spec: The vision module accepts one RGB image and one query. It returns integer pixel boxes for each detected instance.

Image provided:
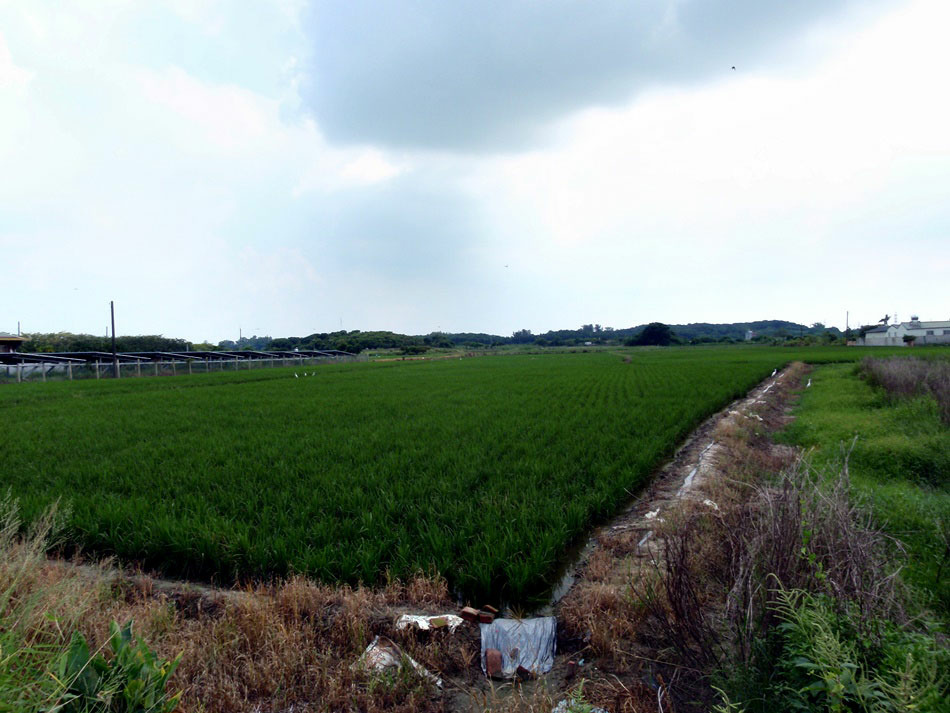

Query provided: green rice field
[0,345,916,603]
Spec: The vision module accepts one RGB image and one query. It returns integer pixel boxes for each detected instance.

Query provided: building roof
[0,332,27,341]
[864,326,889,333]
[902,320,950,329]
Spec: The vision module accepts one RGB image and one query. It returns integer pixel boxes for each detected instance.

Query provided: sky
[1,0,947,343]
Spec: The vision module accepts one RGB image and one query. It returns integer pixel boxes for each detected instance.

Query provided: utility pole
[111,300,119,378]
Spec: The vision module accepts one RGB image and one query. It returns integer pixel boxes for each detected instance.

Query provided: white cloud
[136,66,278,153]
[340,150,402,185]
[1,0,947,339]
[0,32,31,87]
[457,0,949,329]
[0,4,404,341]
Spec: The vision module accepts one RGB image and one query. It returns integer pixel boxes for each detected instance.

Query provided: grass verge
[782,358,950,616]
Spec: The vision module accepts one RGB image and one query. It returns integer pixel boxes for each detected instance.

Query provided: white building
[861,316,950,346]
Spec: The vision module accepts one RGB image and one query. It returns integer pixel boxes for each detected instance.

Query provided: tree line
[18,320,846,356]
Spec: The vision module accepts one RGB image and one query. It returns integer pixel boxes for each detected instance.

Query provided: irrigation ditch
[18,363,808,711]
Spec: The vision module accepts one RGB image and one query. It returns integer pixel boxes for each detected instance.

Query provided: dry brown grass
[1,505,478,713]
[126,573,482,712]
[861,355,950,423]
[559,580,644,665]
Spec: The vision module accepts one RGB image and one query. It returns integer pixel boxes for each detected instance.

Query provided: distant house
[0,332,27,353]
[745,330,755,341]
[860,317,950,346]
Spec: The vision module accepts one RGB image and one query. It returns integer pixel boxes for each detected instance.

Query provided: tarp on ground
[479,616,556,678]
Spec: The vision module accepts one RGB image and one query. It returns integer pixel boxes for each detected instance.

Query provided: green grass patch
[783,361,950,617]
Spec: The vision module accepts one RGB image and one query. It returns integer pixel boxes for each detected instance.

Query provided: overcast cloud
[301,0,885,151]
[1,0,947,342]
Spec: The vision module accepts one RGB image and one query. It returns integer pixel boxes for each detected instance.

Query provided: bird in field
[294,373,299,378]
[806,378,812,388]
[771,368,777,377]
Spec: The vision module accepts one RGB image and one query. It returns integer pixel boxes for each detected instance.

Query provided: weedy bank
[783,355,950,616]
[554,358,948,712]
[0,346,912,604]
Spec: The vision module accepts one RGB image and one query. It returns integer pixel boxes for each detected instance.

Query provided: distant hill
[18,320,844,355]
[658,320,843,343]
[441,320,842,347]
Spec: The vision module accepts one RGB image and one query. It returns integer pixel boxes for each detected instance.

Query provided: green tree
[626,322,676,346]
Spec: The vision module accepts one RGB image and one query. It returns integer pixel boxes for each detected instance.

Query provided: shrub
[769,587,947,712]
[861,356,950,424]
[634,452,942,710]
[52,620,182,713]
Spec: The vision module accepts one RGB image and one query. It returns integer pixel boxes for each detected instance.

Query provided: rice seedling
[0,346,921,604]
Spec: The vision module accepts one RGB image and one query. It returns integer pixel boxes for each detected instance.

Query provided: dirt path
[552,364,802,608]
[535,363,807,711]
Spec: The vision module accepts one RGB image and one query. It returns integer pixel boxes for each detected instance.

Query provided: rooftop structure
[0,332,28,353]
[861,317,950,346]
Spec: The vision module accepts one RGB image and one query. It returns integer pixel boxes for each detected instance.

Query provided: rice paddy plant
[0,346,922,604]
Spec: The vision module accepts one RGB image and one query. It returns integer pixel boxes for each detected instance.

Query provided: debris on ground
[565,660,577,679]
[485,647,503,678]
[552,700,608,713]
[395,614,464,633]
[478,610,496,624]
[356,635,443,688]
[479,616,556,679]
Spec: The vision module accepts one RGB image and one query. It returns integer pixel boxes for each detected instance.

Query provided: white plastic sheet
[357,635,442,688]
[552,700,608,713]
[395,614,464,633]
[479,617,556,678]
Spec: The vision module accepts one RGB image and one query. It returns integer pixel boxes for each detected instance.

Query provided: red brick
[478,611,495,624]
[485,648,503,678]
[460,607,479,623]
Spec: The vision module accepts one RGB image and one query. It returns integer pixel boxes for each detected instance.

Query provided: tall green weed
[767,588,947,713]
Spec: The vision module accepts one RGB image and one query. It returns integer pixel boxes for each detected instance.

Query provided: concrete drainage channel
[551,367,791,605]
[374,366,797,711]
